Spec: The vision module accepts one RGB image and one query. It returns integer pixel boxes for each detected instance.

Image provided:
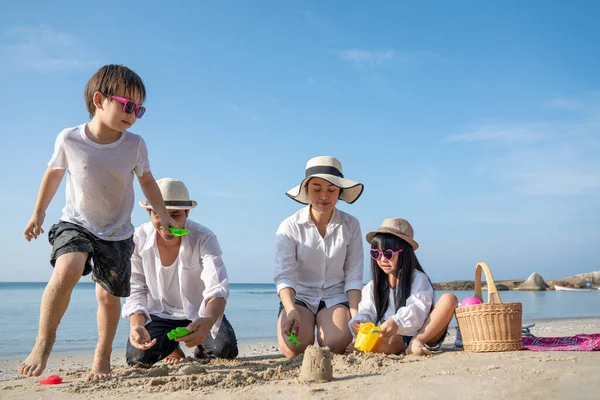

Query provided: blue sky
[1,1,599,284]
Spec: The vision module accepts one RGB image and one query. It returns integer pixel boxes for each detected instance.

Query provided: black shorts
[126,314,239,367]
[48,221,134,297]
[278,299,350,316]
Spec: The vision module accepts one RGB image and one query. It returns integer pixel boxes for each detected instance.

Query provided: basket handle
[474,262,502,304]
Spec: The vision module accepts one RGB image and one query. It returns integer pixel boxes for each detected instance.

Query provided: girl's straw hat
[139,178,197,210]
[366,218,419,250]
[286,156,364,204]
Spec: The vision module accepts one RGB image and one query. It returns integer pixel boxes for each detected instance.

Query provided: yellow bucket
[354,322,381,352]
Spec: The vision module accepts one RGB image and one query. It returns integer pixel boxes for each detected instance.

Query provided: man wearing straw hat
[122,178,238,366]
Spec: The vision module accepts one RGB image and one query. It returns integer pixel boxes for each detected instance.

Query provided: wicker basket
[455,262,523,352]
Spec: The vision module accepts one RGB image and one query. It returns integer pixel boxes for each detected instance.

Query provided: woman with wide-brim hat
[274,156,364,357]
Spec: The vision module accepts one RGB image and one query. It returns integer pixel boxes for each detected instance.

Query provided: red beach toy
[40,375,63,385]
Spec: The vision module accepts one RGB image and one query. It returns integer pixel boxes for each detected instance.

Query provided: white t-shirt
[156,256,186,319]
[48,124,150,240]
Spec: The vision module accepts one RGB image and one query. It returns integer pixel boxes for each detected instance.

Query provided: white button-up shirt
[274,206,364,314]
[349,269,433,337]
[122,220,229,338]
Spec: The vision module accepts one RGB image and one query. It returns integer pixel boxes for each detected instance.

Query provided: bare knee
[319,340,346,355]
[439,293,459,309]
[278,328,314,358]
[279,342,309,358]
[96,285,119,307]
[53,253,86,285]
[278,326,314,358]
[374,335,404,355]
[319,335,350,354]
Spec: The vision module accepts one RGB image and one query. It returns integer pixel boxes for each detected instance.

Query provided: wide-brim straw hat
[366,218,419,250]
[286,156,364,204]
[139,178,197,210]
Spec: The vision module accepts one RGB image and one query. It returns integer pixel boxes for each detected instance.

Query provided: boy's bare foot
[406,338,432,356]
[164,346,185,364]
[87,352,112,381]
[18,347,49,377]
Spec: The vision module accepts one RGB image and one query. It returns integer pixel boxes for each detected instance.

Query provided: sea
[1,282,600,360]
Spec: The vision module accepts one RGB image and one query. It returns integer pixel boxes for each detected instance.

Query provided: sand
[1,318,600,399]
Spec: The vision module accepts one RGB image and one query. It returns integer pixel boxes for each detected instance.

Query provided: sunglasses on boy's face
[107,95,146,118]
[370,248,403,261]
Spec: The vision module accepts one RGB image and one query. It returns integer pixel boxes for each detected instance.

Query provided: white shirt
[349,269,434,337]
[122,220,229,338]
[48,124,150,240]
[274,206,364,314]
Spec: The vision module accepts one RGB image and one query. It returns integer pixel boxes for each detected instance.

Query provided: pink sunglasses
[108,95,146,118]
[370,248,403,261]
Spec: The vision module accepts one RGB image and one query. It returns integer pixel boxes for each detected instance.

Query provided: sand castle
[299,346,333,383]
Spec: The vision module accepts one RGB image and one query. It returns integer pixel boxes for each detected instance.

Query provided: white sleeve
[343,218,364,293]
[348,281,377,337]
[122,233,151,322]
[274,220,298,295]
[198,233,229,339]
[391,272,434,335]
[47,130,67,169]
[198,233,229,307]
[133,137,150,177]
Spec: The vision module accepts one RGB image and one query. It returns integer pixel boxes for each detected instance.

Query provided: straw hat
[366,218,419,250]
[286,156,364,204]
[139,178,197,210]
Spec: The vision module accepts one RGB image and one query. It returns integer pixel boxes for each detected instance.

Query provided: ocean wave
[242,291,277,294]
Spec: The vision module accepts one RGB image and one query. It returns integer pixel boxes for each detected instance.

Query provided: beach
[1,318,599,400]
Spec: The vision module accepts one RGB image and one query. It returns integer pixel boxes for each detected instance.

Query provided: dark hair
[84,64,146,118]
[370,233,432,323]
[304,179,344,196]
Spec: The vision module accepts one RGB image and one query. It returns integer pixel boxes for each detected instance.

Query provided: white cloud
[229,105,260,122]
[0,25,98,72]
[544,97,583,111]
[449,94,600,197]
[335,49,396,67]
[334,49,442,68]
[543,92,600,111]
[515,171,600,196]
[500,145,600,196]
[447,123,546,143]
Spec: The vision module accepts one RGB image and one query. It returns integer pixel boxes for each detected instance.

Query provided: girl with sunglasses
[348,218,458,355]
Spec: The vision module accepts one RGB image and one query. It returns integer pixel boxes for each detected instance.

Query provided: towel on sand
[521,333,600,351]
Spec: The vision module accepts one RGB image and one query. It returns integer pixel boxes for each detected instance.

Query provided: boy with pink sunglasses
[20,64,177,381]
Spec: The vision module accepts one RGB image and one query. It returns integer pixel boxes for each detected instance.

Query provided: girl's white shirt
[349,269,433,337]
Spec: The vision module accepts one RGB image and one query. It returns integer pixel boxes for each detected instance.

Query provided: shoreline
[3,316,600,363]
[1,317,600,399]
[0,338,280,362]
